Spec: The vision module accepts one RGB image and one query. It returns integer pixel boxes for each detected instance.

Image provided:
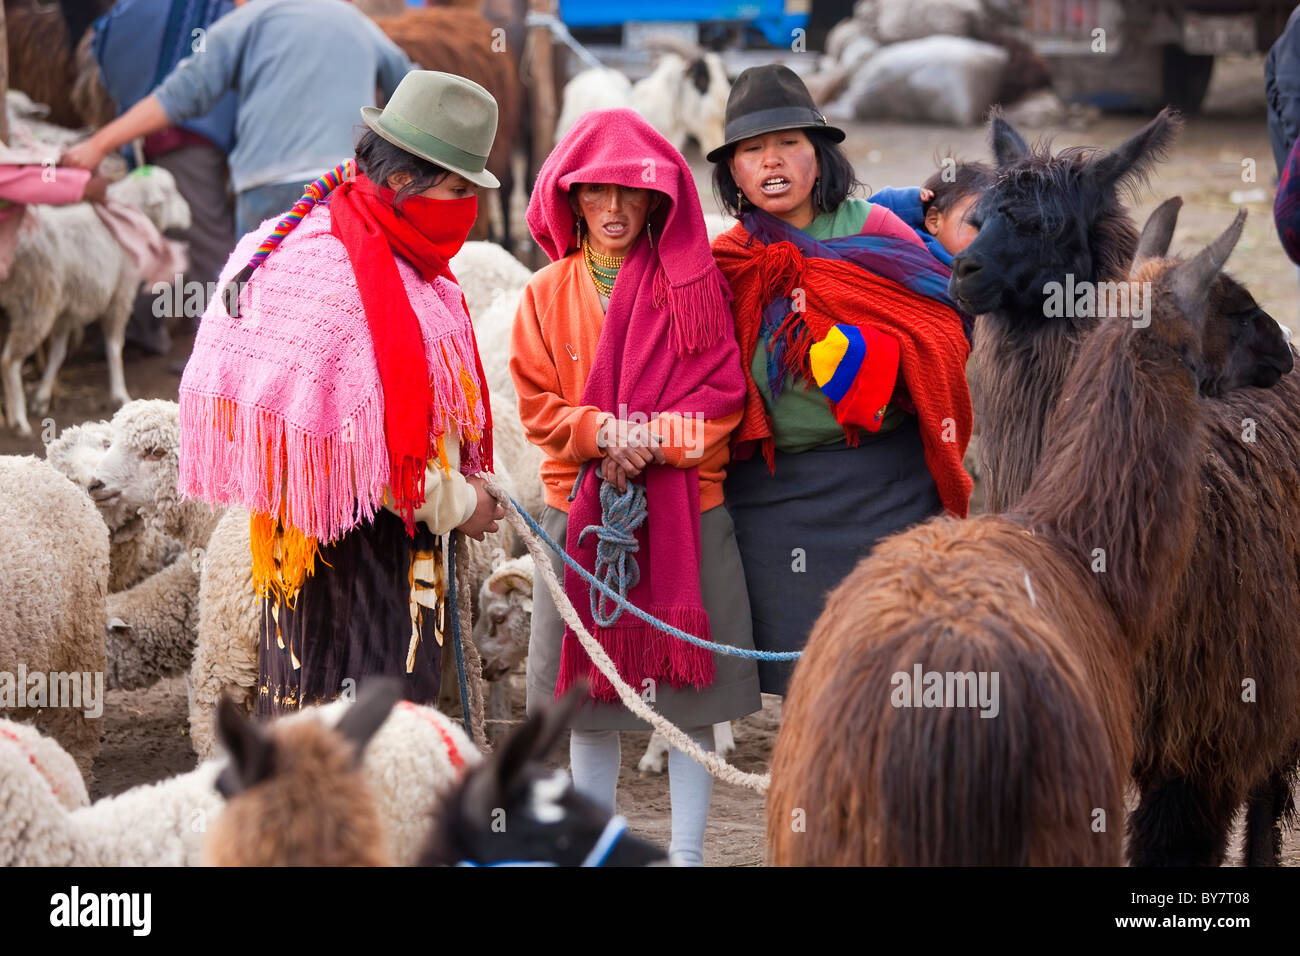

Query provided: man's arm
[61,95,169,170]
[62,5,249,170]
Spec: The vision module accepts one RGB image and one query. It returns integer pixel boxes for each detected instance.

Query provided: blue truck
[558,0,811,49]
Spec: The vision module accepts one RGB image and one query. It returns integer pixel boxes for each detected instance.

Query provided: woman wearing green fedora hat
[709,65,976,696]
[179,71,506,717]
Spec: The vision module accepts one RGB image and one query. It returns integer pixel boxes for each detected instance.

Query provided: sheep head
[45,420,133,529]
[107,165,192,234]
[474,554,534,682]
[89,400,180,533]
[205,680,401,867]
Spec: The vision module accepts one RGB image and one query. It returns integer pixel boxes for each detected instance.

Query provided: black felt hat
[705,64,846,164]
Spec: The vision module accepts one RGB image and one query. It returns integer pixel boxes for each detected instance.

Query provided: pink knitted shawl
[178,201,489,548]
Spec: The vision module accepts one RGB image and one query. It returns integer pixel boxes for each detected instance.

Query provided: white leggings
[569,725,715,865]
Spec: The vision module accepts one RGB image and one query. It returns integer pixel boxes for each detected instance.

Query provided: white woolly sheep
[1,165,191,436]
[450,240,534,325]
[45,419,181,593]
[475,553,534,744]
[471,290,548,520]
[0,695,479,866]
[0,455,109,778]
[90,400,222,691]
[556,49,730,157]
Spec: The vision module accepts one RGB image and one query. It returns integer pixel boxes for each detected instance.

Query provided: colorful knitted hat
[809,324,901,433]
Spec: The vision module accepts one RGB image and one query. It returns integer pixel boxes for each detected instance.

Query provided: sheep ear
[1133,196,1183,264]
[1171,208,1247,319]
[214,696,274,796]
[989,109,1029,168]
[335,678,402,762]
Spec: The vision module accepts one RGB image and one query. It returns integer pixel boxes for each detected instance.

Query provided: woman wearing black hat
[710,65,975,695]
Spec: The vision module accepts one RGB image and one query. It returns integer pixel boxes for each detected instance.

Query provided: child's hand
[919,187,935,202]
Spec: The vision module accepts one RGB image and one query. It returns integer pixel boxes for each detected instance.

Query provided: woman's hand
[457,475,505,540]
[81,174,110,204]
[600,456,634,493]
[597,414,665,478]
[919,187,935,203]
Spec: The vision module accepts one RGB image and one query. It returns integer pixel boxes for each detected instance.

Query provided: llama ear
[1087,107,1183,196]
[1133,196,1183,264]
[214,695,274,796]
[334,677,402,762]
[989,109,1029,168]
[1171,208,1247,316]
[490,684,587,793]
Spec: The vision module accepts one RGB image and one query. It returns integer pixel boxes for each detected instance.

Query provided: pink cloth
[528,107,746,702]
[92,199,188,287]
[864,201,927,246]
[178,200,489,545]
[0,164,91,280]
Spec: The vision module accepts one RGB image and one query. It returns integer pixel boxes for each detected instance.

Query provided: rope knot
[577,478,648,626]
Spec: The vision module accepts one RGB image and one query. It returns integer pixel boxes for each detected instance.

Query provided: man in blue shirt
[92,0,239,355]
[64,0,414,238]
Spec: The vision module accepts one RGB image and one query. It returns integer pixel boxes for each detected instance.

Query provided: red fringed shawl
[713,221,973,517]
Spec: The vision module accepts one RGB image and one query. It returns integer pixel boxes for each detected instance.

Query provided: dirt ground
[8,54,1298,865]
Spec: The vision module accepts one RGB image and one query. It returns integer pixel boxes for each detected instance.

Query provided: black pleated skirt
[723,416,944,695]
[257,509,445,717]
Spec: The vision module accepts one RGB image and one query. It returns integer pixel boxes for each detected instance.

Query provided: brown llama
[203,681,400,867]
[767,206,1293,865]
[375,7,523,248]
[953,113,1300,865]
[4,0,115,129]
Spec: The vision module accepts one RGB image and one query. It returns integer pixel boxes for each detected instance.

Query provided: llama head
[475,554,534,682]
[950,107,1182,324]
[421,688,668,866]
[1131,200,1293,396]
[89,400,179,527]
[204,680,401,866]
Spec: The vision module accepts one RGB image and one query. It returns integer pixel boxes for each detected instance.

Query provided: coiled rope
[482,473,771,793]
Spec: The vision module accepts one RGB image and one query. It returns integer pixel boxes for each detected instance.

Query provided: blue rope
[447,531,474,739]
[516,481,801,663]
[577,479,647,626]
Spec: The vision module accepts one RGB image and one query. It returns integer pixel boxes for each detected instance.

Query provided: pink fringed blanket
[178,202,489,576]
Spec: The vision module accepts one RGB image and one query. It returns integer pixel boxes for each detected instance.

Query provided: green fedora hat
[360,70,500,189]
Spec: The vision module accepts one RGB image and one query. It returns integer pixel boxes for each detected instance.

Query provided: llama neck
[1012,316,1203,634]
[973,313,1093,511]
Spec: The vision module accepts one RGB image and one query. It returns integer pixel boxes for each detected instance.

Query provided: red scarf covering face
[526,108,746,703]
[713,221,973,517]
[329,174,493,531]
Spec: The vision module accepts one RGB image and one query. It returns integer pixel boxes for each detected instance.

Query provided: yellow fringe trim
[249,511,320,609]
